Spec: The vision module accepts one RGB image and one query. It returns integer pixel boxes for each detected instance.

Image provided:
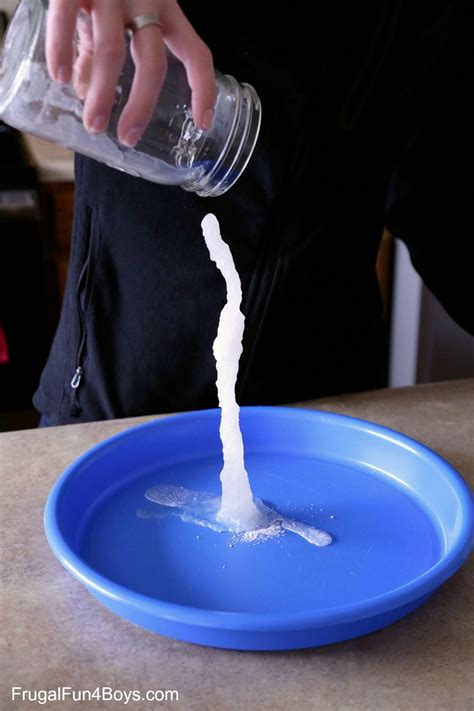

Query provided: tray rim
[43,406,474,632]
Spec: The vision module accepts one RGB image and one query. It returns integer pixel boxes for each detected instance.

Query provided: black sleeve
[385,14,473,335]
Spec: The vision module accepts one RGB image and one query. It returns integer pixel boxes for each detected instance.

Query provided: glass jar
[0,0,261,197]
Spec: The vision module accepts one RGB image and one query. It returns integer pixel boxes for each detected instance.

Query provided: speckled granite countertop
[1,380,473,711]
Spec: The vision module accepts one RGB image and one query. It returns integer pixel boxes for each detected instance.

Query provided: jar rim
[187,79,262,198]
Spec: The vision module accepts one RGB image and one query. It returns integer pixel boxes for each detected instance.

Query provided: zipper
[70,208,95,417]
[70,366,83,389]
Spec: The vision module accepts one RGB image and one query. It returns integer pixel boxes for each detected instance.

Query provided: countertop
[1,380,473,710]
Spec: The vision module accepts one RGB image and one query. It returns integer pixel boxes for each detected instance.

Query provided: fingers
[47,0,216,142]
[46,0,80,83]
[160,1,216,130]
[73,48,93,101]
[73,12,94,100]
[117,25,167,146]
[82,2,126,134]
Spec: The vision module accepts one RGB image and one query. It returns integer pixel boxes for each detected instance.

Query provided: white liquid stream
[142,214,332,547]
[201,213,262,530]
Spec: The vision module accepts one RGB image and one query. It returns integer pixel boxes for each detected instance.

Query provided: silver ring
[126,14,163,34]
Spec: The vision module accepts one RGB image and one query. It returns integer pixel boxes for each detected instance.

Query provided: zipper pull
[70,366,84,417]
[70,366,83,389]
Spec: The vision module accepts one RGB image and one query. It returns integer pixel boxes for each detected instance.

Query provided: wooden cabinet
[21,135,75,328]
[376,229,393,322]
[39,180,75,300]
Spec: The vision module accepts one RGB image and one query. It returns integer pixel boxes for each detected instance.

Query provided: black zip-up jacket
[34,1,473,424]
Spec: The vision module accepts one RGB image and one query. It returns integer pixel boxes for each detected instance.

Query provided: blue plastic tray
[44,407,473,650]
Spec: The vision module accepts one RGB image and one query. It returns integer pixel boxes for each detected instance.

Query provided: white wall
[389,239,474,387]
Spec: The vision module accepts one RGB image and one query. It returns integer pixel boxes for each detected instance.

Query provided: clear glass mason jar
[0,0,262,197]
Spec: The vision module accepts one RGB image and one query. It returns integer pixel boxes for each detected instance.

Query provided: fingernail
[202,109,214,130]
[89,115,107,134]
[56,65,70,84]
[122,127,143,147]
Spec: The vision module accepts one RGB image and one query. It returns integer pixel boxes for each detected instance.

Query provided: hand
[46,0,216,146]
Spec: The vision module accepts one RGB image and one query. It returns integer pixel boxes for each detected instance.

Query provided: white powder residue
[1,61,199,185]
